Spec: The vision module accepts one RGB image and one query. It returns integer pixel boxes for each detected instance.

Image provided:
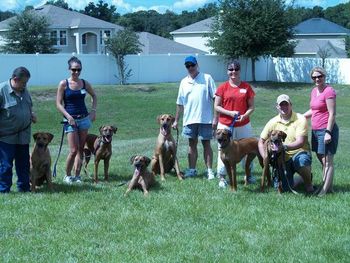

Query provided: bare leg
[202,139,213,170]
[66,131,79,176]
[318,154,334,196]
[188,138,198,169]
[73,129,88,177]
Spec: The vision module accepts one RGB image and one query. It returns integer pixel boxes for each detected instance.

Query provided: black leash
[52,121,66,178]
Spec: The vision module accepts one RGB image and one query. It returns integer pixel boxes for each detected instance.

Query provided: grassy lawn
[1,81,349,262]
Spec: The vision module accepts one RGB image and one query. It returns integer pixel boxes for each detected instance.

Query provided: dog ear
[130,155,136,165]
[99,125,105,133]
[112,126,118,134]
[47,133,54,143]
[170,115,175,124]
[227,130,232,138]
[157,115,162,124]
[279,131,287,142]
[33,132,39,141]
[144,156,151,166]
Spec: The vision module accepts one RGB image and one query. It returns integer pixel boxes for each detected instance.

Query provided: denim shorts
[182,123,213,140]
[64,116,92,133]
[281,151,312,192]
[312,124,339,155]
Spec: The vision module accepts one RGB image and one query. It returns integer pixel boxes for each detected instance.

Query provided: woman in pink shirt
[304,67,338,196]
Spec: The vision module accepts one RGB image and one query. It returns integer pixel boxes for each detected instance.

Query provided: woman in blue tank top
[56,56,97,184]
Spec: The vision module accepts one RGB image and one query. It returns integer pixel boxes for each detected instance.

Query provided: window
[50,30,67,46]
[59,30,67,46]
[82,34,87,45]
[100,30,111,44]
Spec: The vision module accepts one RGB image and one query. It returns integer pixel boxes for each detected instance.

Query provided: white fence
[0,53,349,86]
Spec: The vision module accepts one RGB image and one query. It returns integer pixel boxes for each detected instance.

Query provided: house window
[50,31,57,45]
[59,30,67,46]
[82,34,87,45]
[100,30,111,44]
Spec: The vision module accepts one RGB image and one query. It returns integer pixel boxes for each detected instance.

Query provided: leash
[229,114,239,138]
[52,121,66,178]
[281,150,299,195]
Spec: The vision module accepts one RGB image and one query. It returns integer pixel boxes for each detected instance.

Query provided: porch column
[74,33,81,54]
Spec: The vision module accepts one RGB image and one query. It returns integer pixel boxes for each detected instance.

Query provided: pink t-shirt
[310,85,336,130]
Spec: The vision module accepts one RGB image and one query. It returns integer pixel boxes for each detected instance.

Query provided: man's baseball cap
[184,56,197,65]
[276,94,291,105]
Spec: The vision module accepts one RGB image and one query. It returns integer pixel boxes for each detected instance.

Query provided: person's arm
[258,138,266,159]
[303,109,312,119]
[85,80,97,122]
[239,97,255,122]
[214,96,239,118]
[324,97,336,144]
[283,135,307,151]
[172,104,183,129]
[56,80,75,125]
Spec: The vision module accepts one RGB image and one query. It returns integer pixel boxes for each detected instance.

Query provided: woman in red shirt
[214,60,255,187]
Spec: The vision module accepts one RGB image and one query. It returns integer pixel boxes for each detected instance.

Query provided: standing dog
[261,130,287,193]
[125,155,155,196]
[30,132,54,192]
[151,114,183,181]
[83,125,117,183]
[216,129,263,192]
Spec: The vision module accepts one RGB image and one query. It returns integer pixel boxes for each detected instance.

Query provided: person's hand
[89,111,96,122]
[230,111,240,118]
[324,132,332,144]
[172,120,178,130]
[67,115,76,126]
[31,112,37,123]
[237,114,247,122]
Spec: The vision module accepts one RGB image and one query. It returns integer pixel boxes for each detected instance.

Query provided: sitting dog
[125,155,155,196]
[30,132,54,192]
[216,129,263,192]
[83,125,117,183]
[151,114,183,181]
[261,130,287,193]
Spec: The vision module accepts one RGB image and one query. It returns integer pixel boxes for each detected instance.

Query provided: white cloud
[111,0,132,11]
[173,0,211,9]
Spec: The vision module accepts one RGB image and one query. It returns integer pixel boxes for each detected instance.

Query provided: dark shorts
[312,123,339,155]
[182,124,213,140]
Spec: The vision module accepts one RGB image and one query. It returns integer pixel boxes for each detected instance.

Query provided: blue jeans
[0,141,30,193]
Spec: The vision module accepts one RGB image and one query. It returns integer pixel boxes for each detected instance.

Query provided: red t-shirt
[215,81,255,127]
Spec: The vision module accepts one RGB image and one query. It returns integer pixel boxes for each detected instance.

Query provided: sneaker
[207,169,215,180]
[63,175,74,184]
[218,178,228,188]
[73,176,82,183]
[184,169,197,178]
[246,175,256,184]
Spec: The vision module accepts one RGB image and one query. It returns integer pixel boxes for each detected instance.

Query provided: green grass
[1,82,349,262]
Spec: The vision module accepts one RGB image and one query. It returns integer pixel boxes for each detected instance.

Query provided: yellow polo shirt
[260,112,310,160]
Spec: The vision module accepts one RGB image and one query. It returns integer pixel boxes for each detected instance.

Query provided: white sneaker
[63,175,74,184]
[74,176,82,183]
[218,178,228,188]
[207,169,215,180]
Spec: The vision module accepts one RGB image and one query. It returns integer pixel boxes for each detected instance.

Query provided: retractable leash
[52,121,67,178]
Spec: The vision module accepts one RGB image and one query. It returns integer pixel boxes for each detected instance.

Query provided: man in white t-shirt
[173,56,217,179]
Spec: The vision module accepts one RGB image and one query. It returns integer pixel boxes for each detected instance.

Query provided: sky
[0,0,349,14]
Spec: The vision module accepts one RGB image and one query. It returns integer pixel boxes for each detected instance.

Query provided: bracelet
[325,129,332,135]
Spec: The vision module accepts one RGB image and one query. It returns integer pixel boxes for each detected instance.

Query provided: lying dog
[151,114,183,181]
[125,155,155,196]
[261,130,287,193]
[83,125,117,183]
[30,132,54,192]
[216,129,263,192]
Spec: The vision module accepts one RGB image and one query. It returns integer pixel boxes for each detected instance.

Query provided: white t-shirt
[176,72,216,126]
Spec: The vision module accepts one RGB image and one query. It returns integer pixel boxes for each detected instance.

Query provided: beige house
[0,4,123,54]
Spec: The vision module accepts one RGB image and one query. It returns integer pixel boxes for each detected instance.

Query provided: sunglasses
[228,68,240,72]
[71,68,82,72]
[311,75,323,80]
[185,63,196,69]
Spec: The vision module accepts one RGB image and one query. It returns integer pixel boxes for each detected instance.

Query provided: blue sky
[1,0,348,14]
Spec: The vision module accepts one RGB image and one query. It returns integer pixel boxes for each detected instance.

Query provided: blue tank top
[63,79,88,116]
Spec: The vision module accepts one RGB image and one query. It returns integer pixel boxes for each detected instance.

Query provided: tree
[105,28,142,85]
[46,0,70,10]
[83,0,119,23]
[1,11,57,54]
[0,11,15,22]
[345,36,350,58]
[208,0,294,81]
[317,45,331,68]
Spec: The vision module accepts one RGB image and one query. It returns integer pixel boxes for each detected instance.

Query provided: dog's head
[267,130,287,153]
[157,114,175,136]
[33,132,54,148]
[130,155,151,172]
[216,129,231,148]
[99,125,117,143]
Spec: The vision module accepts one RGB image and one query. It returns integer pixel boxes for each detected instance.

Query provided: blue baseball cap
[184,56,197,65]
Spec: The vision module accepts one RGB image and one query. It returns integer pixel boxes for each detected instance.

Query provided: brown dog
[216,129,263,192]
[125,155,155,196]
[83,125,117,183]
[151,114,183,181]
[261,130,287,193]
[30,132,54,192]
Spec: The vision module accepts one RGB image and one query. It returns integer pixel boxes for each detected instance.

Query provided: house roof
[170,17,214,34]
[0,4,123,30]
[295,39,347,57]
[294,17,350,35]
[137,32,207,54]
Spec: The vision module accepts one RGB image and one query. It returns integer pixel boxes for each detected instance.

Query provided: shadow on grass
[32,182,104,194]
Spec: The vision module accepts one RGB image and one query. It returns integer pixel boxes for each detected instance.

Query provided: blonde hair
[310,66,327,78]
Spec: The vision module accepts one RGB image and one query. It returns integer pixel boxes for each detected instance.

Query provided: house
[170,17,350,58]
[0,4,123,54]
[293,17,350,58]
[170,17,214,53]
